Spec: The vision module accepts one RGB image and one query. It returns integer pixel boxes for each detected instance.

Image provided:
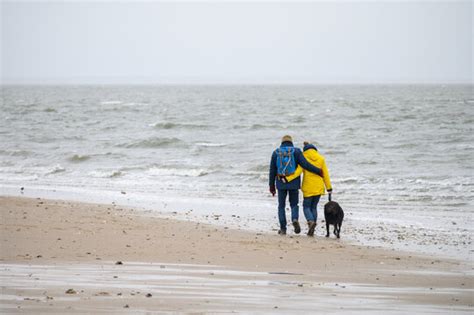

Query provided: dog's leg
[337,221,342,238]
[325,222,330,237]
[333,225,337,237]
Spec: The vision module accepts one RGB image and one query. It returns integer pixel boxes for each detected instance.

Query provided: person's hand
[269,185,276,196]
[277,175,288,184]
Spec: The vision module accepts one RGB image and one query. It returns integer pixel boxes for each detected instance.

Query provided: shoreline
[1,184,471,263]
[1,196,473,313]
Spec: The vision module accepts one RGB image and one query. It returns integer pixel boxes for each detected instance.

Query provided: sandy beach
[0,196,472,314]
[3,1,473,313]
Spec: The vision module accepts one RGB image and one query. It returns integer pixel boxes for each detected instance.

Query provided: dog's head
[324,201,342,214]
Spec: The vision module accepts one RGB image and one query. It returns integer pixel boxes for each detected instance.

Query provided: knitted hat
[303,142,318,152]
[281,135,293,143]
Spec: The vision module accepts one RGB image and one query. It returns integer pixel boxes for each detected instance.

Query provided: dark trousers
[303,195,321,222]
[277,189,299,231]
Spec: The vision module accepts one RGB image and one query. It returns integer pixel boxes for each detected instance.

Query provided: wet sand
[0,196,472,313]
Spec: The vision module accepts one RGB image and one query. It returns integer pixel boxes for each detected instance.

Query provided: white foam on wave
[120,137,183,149]
[123,102,146,106]
[100,100,122,105]
[336,177,360,184]
[68,154,91,162]
[47,165,66,175]
[147,167,209,177]
[88,170,123,178]
[195,142,226,147]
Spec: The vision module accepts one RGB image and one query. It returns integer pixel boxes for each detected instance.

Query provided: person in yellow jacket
[284,141,332,236]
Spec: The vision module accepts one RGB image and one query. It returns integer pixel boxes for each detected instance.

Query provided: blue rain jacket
[269,141,322,190]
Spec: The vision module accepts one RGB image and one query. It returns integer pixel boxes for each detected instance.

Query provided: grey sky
[1,1,472,84]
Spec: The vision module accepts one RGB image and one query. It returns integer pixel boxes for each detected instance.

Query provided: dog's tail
[328,192,332,202]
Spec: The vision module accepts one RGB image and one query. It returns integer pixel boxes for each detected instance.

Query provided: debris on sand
[115,261,123,265]
[95,292,110,296]
[146,293,152,298]
[65,289,77,294]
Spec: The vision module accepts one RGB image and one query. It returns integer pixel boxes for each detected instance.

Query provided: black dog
[324,200,344,238]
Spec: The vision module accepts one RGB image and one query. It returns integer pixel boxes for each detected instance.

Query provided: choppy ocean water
[1,85,473,259]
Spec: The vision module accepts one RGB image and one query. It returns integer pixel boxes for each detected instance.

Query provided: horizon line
[1,82,473,86]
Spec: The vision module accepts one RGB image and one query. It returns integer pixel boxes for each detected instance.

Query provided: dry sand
[0,196,472,314]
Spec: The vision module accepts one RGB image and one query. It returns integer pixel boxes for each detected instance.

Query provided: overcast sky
[1,1,472,84]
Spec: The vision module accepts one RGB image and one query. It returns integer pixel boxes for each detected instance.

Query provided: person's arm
[295,150,322,176]
[322,158,332,191]
[269,151,277,195]
[285,165,303,182]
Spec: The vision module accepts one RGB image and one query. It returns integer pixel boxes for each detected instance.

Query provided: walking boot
[307,221,316,236]
[292,220,301,234]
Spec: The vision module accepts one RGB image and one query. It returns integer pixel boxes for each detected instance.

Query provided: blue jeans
[303,195,321,222]
[277,189,299,231]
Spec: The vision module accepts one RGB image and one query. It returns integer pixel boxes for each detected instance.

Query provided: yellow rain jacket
[286,146,332,197]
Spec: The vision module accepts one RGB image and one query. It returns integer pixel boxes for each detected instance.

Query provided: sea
[1,84,473,260]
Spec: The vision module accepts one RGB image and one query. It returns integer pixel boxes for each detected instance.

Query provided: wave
[47,164,66,175]
[336,177,360,184]
[383,143,417,149]
[292,116,306,123]
[123,102,147,106]
[325,150,348,155]
[147,167,209,177]
[119,137,183,149]
[64,135,85,141]
[331,176,474,190]
[433,137,465,145]
[386,114,417,122]
[100,101,122,105]
[356,113,372,119]
[88,170,123,178]
[0,150,31,157]
[249,123,281,130]
[357,160,377,165]
[231,171,268,183]
[149,121,209,130]
[68,154,91,162]
[195,142,226,147]
[250,124,267,130]
[248,164,268,172]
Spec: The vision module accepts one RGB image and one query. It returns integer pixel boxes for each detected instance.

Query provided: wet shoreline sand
[0,196,472,313]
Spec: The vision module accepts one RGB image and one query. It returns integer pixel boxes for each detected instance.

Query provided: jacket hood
[303,144,319,162]
[303,143,318,152]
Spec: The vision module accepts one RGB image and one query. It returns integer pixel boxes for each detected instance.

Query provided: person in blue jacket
[269,135,322,235]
